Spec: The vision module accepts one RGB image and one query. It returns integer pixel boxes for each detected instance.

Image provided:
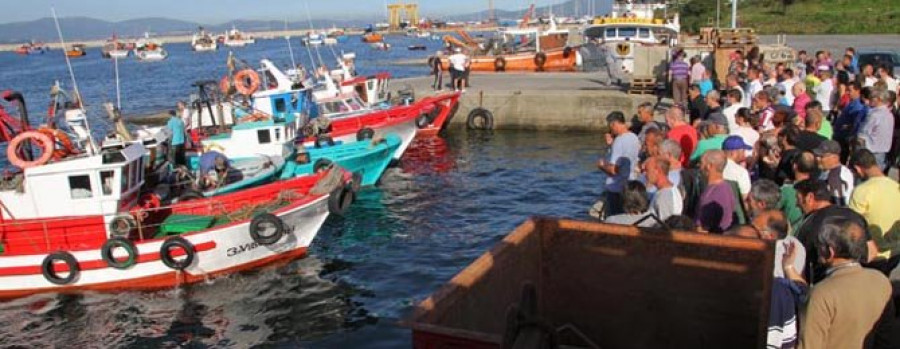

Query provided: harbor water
[0,37,604,347]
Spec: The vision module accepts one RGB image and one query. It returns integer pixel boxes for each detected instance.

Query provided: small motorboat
[223,26,256,47]
[370,42,391,51]
[408,45,427,51]
[362,32,383,43]
[192,27,217,52]
[134,33,168,61]
[102,35,129,59]
[281,133,402,187]
[65,44,87,57]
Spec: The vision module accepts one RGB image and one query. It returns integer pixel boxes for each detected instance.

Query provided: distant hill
[677,0,900,34]
[0,17,369,44]
[444,0,613,22]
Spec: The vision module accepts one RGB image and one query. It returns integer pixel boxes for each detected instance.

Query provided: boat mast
[51,7,98,154]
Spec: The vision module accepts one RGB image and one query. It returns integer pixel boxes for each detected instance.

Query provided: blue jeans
[874,152,887,170]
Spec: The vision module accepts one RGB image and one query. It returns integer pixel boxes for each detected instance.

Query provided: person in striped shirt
[669,52,690,106]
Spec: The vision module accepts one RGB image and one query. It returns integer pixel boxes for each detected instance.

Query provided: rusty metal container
[407,217,774,348]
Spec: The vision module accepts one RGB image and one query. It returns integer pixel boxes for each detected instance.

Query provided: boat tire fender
[356,127,375,141]
[563,46,573,59]
[494,57,507,72]
[41,251,80,285]
[101,238,138,270]
[328,186,354,216]
[109,214,138,238]
[534,52,547,71]
[466,108,495,130]
[249,213,285,245]
[351,172,363,193]
[160,236,195,271]
[313,158,333,173]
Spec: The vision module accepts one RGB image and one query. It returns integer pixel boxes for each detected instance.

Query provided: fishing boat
[280,134,402,187]
[582,0,680,75]
[408,45,427,51]
[370,42,391,51]
[302,32,324,46]
[133,33,168,61]
[191,27,217,52]
[223,26,256,47]
[65,44,87,57]
[14,41,48,55]
[0,90,356,299]
[184,153,286,197]
[408,218,774,347]
[362,32,383,43]
[441,8,578,72]
[101,35,129,59]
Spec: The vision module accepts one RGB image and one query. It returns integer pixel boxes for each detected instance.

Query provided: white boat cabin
[200,120,295,159]
[0,143,147,221]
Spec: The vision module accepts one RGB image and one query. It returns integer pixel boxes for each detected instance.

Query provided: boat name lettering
[226,242,260,257]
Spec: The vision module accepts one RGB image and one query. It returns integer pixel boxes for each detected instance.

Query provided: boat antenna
[51,7,82,108]
[284,19,297,68]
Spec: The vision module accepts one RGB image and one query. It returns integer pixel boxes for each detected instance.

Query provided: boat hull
[441,49,577,72]
[415,92,461,137]
[0,174,335,300]
[285,134,401,186]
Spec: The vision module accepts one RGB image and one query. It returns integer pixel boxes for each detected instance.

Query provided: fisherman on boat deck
[166,109,187,166]
[198,151,242,189]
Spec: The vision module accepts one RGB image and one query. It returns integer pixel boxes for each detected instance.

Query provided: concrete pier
[394,72,657,132]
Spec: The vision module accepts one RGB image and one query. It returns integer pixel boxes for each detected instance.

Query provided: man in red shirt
[664,106,698,167]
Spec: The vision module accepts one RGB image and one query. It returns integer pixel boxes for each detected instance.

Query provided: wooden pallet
[717,28,755,36]
[627,89,657,95]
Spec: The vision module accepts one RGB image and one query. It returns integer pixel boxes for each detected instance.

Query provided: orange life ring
[244,113,270,122]
[233,69,261,95]
[7,131,55,169]
[37,128,78,160]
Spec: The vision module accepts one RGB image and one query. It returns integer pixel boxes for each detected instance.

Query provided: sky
[1,0,571,24]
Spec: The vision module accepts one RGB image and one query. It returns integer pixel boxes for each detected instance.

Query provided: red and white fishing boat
[0,90,355,300]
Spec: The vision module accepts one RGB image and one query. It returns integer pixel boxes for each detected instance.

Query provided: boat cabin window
[274,128,282,142]
[121,163,130,193]
[69,175,93,199]
[129,161,138,191]
[257,129,272,144]
[605,28,616,38]
[619,28,637,38]
[639,28,651,39]
[274,98,287,114]
[100,171,114,196]
[345,98,363,111]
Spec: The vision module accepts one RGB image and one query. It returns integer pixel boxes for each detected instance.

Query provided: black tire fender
[109,214,137,238]
[356,127,375,141]
[249,213,285,245]
[314,134,335,148]
[328,185,355,216]
[41,251,80,285]
[534,52,547,71]
[494,57,507,72]
[466,108,495,130]
[313,158,333,173]
[415,114,431,129]
[101,238,139,270]
[160,236,195,271]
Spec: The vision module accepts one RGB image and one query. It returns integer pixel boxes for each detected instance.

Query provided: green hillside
[677,0,900,34]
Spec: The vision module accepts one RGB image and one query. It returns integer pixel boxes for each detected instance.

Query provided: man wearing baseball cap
[689,112,730,163]
[813,140,855,206]
[722,135,753,198]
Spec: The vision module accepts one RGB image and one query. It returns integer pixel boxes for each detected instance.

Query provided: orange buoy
[7,131,55,169]
[233,69,261,95]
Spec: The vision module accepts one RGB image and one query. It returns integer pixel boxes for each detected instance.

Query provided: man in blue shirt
[597,111,641,216]
[833,82,869,162]
[166,109,186,166]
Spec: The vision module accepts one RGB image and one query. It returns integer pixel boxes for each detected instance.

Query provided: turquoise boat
[186,154,286,197]
[280,134,401,187]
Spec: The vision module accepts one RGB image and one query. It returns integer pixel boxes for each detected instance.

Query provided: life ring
[328,185,355,216]
[37,128,78,160]
[159,236,195,271]
[7,131,55,169]
[494,57,507,72]
[415,114,431,129]
[109,214,137,238]
[233,69,261,95]
[466,108,495,130]
[356,127,375,141]
[313,158,333,173]
[41,251,80,285]
[244,113,270,122]
[249,213,285,245]
[101,238,138,270]
[563,46,573,59]
[534,52,547,71]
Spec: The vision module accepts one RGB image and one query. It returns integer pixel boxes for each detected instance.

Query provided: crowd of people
[601,47,900,348]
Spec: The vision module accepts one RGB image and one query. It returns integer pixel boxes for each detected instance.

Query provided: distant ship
[223,26,256,47]
[192,27,217,52]
[102,35,129,59]
[133,32,168,61]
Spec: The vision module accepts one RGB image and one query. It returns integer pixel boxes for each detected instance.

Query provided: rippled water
[1,34,607,348]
